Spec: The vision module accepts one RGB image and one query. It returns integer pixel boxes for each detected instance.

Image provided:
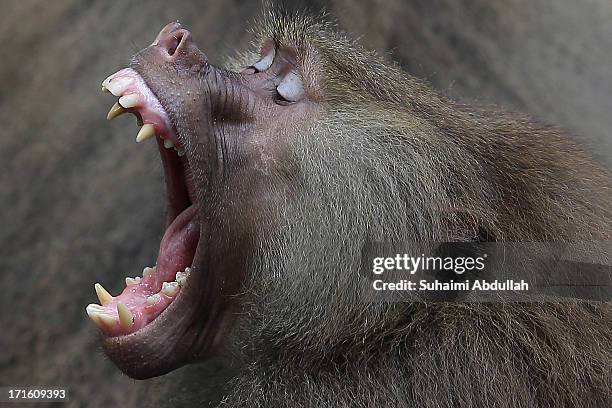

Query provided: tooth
[86,305,112,330]
[86,304,103,318]
[107,102,126,120]
[146,294,161,305]
[86,304,106,315]
[184,267,192,274]
[136,124,156,143]
[117,303,133,330]
[175,271,187,286]
[101,74,114,88]
[125,276,141,286]
[118,94,139,108]
[142,266,155,277]
[177,147,186,157]
[94,283,113,305]
[106,77,133,96]
[98,313,117,329]
[102,86,110,93]
[175,268,189,287]
[163,139,175,149]
[162,281,179,296]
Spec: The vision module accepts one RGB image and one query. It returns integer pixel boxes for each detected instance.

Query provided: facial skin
[94,8,611,406]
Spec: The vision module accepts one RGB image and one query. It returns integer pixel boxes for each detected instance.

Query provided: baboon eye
[248,47,275,73]
[276,71,304,103]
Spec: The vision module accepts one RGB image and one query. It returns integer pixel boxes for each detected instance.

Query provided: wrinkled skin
[101,20,321,378]
[96,9,612,407]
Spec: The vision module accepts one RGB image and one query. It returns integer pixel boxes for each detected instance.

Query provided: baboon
[89,8,611,407]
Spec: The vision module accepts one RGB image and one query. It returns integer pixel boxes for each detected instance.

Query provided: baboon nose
[154,22,192,60]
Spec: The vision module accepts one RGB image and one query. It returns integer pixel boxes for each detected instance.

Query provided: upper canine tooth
[117,303,134,330]
[163,139,175,149]
[136,124,156,143]
[118,94,140,108]
[107,102,126,120]
[94,283,113,305]
[106,77,133,97]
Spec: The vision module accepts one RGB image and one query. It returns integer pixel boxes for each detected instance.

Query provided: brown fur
[220,8,612,407]
[2,2,611,407]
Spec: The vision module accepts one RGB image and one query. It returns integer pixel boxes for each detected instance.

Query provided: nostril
[161,29,191,58]
[153,25,194,60]
[166,33,182,56]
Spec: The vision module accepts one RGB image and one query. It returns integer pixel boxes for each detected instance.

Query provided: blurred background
[1,0,610,406]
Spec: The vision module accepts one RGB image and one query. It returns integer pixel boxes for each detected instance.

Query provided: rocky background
[1,0,610,406]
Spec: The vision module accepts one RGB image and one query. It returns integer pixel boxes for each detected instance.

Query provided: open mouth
[86,68,199,337]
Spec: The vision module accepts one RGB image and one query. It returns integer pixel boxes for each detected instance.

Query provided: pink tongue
[96,205,200,337]
[155,204,200,287]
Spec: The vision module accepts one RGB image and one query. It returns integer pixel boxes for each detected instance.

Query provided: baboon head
[88,9,611,388]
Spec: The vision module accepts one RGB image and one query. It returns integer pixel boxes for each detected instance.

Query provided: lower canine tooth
[125,277,141,286]
[117,303,133,330]
[146,294,161,305]
[163,139,174,149]
[136,124,156,143]
[162,281,179,296]
[94,283,113,305]
[107,102,126,120]
[118,94,139,108]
